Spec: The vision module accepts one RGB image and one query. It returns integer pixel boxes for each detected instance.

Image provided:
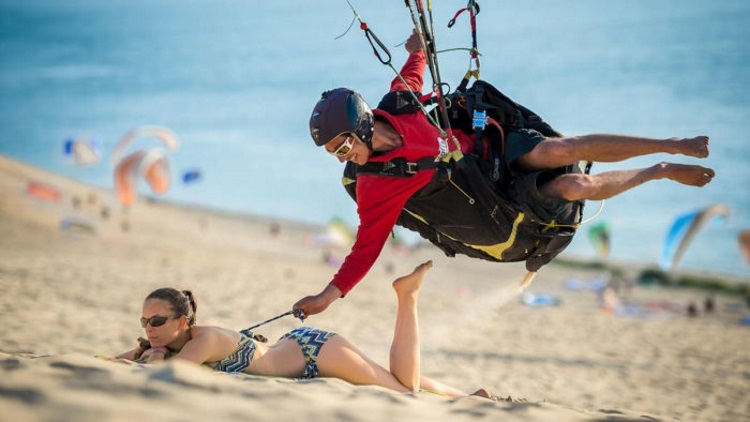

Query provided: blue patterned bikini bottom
[280,327,336,379]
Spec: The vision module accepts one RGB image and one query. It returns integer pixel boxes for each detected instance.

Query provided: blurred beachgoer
[294,30,715,318]
[704,296,715,313]
[600,286,622,316]
[739,229,750,264]
[114,262,492,399]
[687,302,699,318]
[269,222,281,237]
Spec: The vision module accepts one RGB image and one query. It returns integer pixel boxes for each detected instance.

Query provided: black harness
[351,156,439,178]
[343,80,589,272]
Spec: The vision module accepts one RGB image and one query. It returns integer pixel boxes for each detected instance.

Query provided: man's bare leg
[541,162,715,201]
[518,135,710,171]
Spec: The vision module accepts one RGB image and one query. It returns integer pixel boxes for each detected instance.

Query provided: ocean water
[1,0,748,279]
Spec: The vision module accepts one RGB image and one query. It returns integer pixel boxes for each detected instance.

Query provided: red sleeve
[390,50,426,93]
[330,172,432,296]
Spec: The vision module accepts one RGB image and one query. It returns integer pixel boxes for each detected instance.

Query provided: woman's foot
[393,260,432,297]
[471,388,528,403]
[470,388,492,399]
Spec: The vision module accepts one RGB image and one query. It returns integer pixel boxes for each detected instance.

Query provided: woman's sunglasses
[140,315,177,328]
[329,135,355,157]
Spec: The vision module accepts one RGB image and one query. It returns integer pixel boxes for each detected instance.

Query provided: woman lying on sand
[114,261,491,398]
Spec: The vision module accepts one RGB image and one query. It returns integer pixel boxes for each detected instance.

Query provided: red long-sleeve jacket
[330,50,474,296]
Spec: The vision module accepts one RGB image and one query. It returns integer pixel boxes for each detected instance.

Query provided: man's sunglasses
[140,315,178,328]
[329,135,355,157]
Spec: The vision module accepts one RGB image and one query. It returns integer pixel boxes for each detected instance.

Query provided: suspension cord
[341,0,449,139]
[448,0,481,91]
[240,310,299,335]
[404,0,453,138]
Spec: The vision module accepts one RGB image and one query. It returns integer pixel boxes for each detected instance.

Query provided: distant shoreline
[5,152,749,291]
[150,191,750,296]
[147,191,750,288]
[552,256,750,299]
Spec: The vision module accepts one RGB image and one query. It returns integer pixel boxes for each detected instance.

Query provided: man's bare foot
[393,260,432,297]
[659,162,715,187]
[675,136,710,159]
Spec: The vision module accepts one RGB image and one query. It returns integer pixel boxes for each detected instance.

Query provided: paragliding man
[292,30,714,318]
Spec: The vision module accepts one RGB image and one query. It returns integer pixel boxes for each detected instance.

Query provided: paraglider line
[579,200,605,225]
[241,310,303,333]
[334,15,357,40]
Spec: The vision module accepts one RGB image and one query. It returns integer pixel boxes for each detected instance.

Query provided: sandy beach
[1,153,749,422]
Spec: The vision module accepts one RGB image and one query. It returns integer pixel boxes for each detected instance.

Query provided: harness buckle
[405,162,419,175]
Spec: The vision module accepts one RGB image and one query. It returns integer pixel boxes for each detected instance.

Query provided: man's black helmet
[310,88,374,150]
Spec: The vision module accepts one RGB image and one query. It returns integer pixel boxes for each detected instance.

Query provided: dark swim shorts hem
[505,128,546,168]
[511,170,569,222]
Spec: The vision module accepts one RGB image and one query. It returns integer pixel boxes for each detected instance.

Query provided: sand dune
[1,154,748,421]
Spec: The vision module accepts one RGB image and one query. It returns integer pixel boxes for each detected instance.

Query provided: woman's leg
[315,335,411,392]
[390,262,493,398]
[388,260,432,391]
[315,261,434,393]
[316,261,487,397]
[419,376,471,396]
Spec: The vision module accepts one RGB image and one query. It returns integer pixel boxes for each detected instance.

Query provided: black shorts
[505,129,573,222]
[510,169,570,223]
[505,128,546,169]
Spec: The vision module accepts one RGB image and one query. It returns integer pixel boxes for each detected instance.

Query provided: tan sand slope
[1,154,749,421]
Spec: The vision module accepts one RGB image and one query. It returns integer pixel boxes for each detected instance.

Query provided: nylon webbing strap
[355,156,438,177]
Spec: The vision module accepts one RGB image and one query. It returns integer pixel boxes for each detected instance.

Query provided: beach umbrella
[110,125,178,165]
[63,136,102,166]
[114,149,171,206]
[739,229,750,264]
[59,217,98,235]
[309,218,355,249]
[587,220,611,259]
[26,180,62,203]
[111,125,179,206]
[660,204,730,271]
[181,168,202,185]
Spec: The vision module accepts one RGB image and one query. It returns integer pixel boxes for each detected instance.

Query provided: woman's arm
[113,348,139,361]
[139,346,170,363]
[113,346,169,363]
[171,328,228,365]
[113,337,152,361]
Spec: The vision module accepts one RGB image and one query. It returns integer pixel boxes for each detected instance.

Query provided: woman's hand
[141,346,170,363]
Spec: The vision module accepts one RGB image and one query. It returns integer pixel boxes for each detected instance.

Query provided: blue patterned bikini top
[213,333,256,373]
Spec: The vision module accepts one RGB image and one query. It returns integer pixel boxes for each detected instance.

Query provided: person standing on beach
[293,29,715,318]
[113,261,494,399]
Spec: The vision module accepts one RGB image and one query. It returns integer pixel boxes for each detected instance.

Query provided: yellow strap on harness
[403,209,526,261]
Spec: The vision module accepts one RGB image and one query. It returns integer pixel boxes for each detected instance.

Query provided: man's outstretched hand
[292,284,342,318]
[405,29,423,54]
